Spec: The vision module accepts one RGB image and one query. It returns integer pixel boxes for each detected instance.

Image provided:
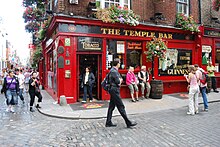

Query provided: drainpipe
[198,0,202,24]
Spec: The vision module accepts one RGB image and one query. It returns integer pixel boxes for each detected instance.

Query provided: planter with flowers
[176,13,199,33]
[213,0,220,11]
[96,5,140,26]
[145,37,168,99]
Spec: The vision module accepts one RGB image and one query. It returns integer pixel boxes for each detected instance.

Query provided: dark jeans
[83,85,93,101]
[211,77,217,91]
[29,91,42,107]
[106,87,132,126]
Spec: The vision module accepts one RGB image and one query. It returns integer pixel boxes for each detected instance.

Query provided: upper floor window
[176,0,189,16]
[96,0,130,9]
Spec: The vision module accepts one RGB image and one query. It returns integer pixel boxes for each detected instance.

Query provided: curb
[38,99,220,120]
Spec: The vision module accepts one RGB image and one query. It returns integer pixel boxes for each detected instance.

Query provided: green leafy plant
[176,13,199,32]
[145,37,167,62]
[96,5,140,26]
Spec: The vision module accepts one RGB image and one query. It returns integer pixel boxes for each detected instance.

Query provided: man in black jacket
[106,58,137,128]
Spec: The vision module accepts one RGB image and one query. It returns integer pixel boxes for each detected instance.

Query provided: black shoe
[36,104,42,108]
[105,123,117,127]
[214,90,219,93]
[30,108,35,112]
[127,122,137,128]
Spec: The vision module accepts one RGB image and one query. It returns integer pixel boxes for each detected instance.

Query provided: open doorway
[78,54,101,101]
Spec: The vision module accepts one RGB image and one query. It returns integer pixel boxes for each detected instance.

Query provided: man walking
[106,58,137,128]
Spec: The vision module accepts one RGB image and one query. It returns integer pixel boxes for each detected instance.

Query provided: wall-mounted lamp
[150,12,166,24]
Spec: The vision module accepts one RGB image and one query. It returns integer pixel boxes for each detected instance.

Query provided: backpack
[101,72,111,92]
[200,71,208,84]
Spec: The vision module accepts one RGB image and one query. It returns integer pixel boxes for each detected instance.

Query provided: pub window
[159,48,192,76]
[126,41,142,69]
[106,40,125,70]
[176,0,189,16]
[106,40,142,70]
[215,43,220,72]
[48,52,53,71]
[96,0,130,9]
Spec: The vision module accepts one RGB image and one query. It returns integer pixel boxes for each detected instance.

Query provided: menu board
[158,49,192,76]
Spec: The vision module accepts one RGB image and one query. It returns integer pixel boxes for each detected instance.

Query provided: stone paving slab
[38,89,220,119]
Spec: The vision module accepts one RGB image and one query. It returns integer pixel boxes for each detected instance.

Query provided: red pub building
[38,0,219,104]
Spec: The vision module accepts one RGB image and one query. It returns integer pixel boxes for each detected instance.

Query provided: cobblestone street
[0,93,220,147]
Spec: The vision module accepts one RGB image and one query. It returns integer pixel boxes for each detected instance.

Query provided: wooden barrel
[150,80,163,99]
[207,77,212,93]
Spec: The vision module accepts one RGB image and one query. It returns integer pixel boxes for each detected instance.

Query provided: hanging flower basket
[176,13,199,33]
[23,7,43,23]
[145,37,167,62]
[25,21,41,33]
[96,5,140,26]
[213,0,220,11]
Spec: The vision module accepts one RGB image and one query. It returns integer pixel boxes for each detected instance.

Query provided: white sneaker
[11,107,15,113]
[81,100,86,103]
[187,112,194,115]
[6,108,10,112]
[89,100,93,102]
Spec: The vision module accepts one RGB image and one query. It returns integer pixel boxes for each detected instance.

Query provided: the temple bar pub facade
[40,15,204,103]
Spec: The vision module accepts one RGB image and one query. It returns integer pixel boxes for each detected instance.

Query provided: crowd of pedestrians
[0,67,42,113]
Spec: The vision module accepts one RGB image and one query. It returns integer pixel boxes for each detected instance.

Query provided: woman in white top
[184,65,199,115]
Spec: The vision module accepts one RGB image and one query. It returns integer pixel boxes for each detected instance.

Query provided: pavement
[38,88,220,119]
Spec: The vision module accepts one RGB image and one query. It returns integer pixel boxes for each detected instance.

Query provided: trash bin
[150,80,163,99]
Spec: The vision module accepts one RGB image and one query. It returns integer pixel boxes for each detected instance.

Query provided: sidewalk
[38,89,220,119]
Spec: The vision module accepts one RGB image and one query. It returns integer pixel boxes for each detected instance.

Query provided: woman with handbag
[81,67,95,103]
[29,72,43,112]
[1,70,19,113]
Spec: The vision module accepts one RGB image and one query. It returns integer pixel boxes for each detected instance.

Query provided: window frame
[176,0,189,16]
[97,0,130,9]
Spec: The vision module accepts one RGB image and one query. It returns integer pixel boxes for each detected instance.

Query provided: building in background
[200,0,220,87]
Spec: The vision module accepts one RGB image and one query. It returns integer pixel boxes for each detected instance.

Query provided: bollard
[59,95,67,106]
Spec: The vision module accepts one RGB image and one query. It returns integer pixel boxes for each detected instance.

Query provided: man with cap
[138,65,151,99]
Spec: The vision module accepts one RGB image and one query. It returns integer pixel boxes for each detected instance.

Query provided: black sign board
[204,29,220,37]
[58,24,194,41]
[158,49,192,76]
[78,37,102,51]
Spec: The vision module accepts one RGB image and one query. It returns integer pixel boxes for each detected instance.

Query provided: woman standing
[29,72,43,112]
[184,65,199,115]
[2,70,19,113]
[81,67,95,103]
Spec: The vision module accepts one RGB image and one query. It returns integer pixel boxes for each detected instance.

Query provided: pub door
[77,54,102,102]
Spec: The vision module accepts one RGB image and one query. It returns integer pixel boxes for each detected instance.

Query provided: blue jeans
[83,85,93,101]
[18,88,24,101]
[201,87,208,109]
[6,89,18,105]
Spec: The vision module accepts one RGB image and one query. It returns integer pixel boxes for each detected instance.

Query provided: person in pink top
[184,65,200,115]
[126,66,139,102]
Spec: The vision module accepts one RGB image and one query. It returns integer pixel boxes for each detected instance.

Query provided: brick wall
[54,0,201,27]
[201,0,220,27]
